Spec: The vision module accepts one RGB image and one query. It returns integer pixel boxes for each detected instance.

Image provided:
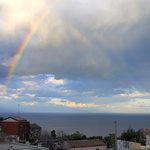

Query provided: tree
[57,130,67,142]
[29,132,40,143]
[120,126,136,142]
[104,133,115,148]
[88,136,103,140]
[51,130,56,139]
[65,131,86,141]
[0,117,3,121]
[120,126,144,144]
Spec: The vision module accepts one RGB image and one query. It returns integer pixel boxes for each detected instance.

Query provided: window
[20,125,23,130]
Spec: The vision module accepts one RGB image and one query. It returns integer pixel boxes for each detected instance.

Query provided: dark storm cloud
[5,0,148,83]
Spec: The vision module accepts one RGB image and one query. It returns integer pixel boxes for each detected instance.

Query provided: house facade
[30,123,41,139]
[1,116,30,141]
[62,139,107,150]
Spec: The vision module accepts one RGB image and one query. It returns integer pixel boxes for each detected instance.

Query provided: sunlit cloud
[22,81,35,86]
[26,94,35,98]
[22,101,38,106]
[10,94,18,98]
[46,77,66,85]
[120,92,150,98]
[61,90,72,93]
[47,98,98,108]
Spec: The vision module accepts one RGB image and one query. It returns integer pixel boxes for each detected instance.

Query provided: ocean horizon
[0,113,150,137]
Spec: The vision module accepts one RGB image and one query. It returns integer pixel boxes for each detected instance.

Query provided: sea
[1,113,150,137]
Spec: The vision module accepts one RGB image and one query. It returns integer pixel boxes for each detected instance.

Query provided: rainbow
[5,0,58,87]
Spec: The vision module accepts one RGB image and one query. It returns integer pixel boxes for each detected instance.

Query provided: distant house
[62,139,107,150]
[140,128,150,136]
[139,128,150,145]
[1,116,30,141]
[30,123,41,138]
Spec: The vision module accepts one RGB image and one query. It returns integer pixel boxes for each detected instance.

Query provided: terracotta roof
[63,139,106,148]
[3,116,27,122]
[11,116,27,121]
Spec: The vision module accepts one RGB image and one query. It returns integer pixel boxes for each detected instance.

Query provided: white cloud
[0,0,48,36]
[10,94,18,98]
[46,77,65,85]
[22,81,35,86]
[47,98,98,108]
[26,94,35,98]
[120,92,150,98]
[22,101,38,106]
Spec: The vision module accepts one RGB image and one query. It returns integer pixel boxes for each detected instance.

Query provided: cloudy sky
[0,0,150,113]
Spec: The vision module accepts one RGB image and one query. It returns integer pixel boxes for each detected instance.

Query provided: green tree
[104,133,115,148]
[120,126,144,144]
[88,136,103,140]
[120,126,136,142]
[51,130,56,139]
[0,117,3,121]
[29,132,39,143]
[65,131,86,140]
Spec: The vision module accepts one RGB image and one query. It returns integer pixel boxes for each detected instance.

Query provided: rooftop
[11,116,26,121]
[30,123,41,129]
[2,116,27,122]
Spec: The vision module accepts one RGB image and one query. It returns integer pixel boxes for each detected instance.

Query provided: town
[0,116,150,150]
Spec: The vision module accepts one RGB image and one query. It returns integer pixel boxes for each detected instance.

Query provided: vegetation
[120,126,145,145]
[29,132,40,143]
[0,117,4,126]
[30,126,146,147]
[64,131,86,141]
[87,136,103,140]
[51,130,56,139]
[0,117,3,122]
[104,133,115,148]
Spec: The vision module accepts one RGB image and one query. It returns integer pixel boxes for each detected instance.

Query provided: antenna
[18,104,20,117]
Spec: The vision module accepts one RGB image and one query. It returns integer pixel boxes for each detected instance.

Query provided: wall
[129,141,141,150]
[70,146,107,150]
[2,122,19,135]
[18,121,30,140]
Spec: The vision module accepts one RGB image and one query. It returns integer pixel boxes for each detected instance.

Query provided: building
[117,140,147,150]
[140,128,150,137]
[1,116,30,141]
[30,123,41,136]
[62,139,107,150]
[30,123,42,140]
[0,142,49,150]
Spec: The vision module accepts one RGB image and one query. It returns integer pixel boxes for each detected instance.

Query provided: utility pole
[18,104,20,117]
[114,121,118,150]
